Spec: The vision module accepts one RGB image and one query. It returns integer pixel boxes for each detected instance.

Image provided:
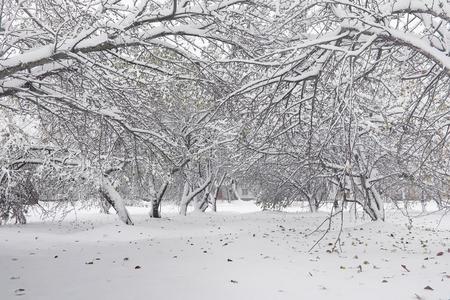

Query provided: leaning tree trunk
[99,176,133,225]
[179,176,212,216]
[100,200,111,214]
[358,175,385,221]
[200,197,209,212]
[194,191,210,212]
[150,158,190,218]
[354,149,385,221]
[368,184,385,221]
[434,192,444,210]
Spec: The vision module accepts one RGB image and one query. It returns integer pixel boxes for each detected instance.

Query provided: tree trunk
[99,176,133,225]
[211,173,226,212]
[14,208,27,224]
[421,190,426,212]
[100,200,111,214]
[357,175,384,221]
[149,159,190,218]
[179,182,191,216]
[195,191,210,212]
[149,181,169,218]
[179,176,212,216]
[308,197,318,213]
[150,199,161,218]
[211,194,218,212]
[231,180,241,200]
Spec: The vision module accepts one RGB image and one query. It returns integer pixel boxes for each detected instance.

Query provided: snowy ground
[1,201,449,300]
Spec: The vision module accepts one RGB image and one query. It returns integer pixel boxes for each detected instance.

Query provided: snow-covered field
[1,201,449,300]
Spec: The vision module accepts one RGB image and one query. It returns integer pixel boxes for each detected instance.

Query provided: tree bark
[211,173,226,212]
[179,176,212,216]
[179,182,191,216]
[150,159,190,218]
[231,179,241,200]
[149,181,169,218]
[195,190,210,212]
[357,175,384,221]
[308,197,318,213]
[99,176,134,225]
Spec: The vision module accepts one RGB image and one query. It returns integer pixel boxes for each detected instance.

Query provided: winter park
[1,0,450,299]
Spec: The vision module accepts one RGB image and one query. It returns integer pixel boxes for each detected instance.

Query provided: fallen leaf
[401,264,410,272]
